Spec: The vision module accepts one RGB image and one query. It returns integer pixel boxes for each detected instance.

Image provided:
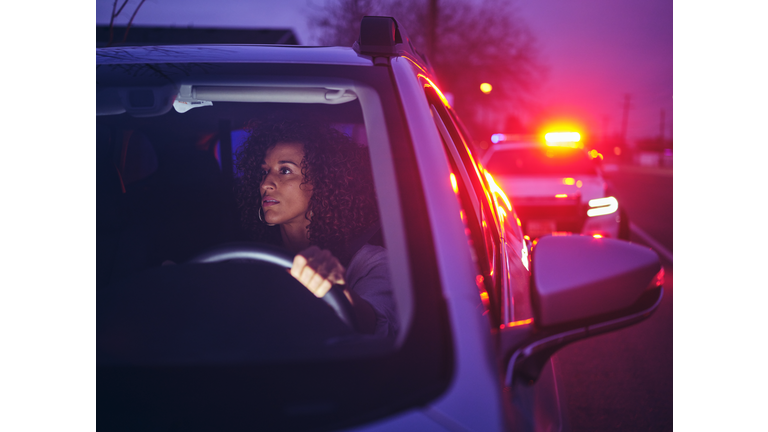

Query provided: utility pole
[620,94,631,146]
[602,115,610,146]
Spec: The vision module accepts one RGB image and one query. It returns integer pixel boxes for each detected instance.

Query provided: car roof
[488,142,540,150]
[482,142,539,162]
[96,44,375,66]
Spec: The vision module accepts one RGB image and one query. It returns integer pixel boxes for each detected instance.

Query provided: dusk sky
[95,0,672,145]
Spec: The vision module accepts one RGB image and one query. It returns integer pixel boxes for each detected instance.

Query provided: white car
[97,16,661,432]
[481,141,630,240]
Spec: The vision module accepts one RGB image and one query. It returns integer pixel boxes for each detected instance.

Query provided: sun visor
[98,82,360,117]
[191,86,358,104]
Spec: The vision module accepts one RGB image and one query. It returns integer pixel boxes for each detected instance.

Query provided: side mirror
[532,235,660,326]
[502,235,663,385]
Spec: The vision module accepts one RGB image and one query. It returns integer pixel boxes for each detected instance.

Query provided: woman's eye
[280,167,292,174]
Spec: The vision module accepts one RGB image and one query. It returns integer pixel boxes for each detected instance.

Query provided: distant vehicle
[482,136,630,240]
[97,17,658,432]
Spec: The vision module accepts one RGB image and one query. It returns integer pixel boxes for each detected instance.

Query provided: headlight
[587,196,619,217]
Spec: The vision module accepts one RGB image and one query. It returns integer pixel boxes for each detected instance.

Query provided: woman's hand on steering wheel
[291,246,346,298]
[291,246,378,334]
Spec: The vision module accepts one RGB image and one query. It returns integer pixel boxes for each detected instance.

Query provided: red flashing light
[419,74,451,108]
[652,267,665,288]
[500,318,534,329]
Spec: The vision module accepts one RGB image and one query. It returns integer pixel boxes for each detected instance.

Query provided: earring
[259,207,275,226]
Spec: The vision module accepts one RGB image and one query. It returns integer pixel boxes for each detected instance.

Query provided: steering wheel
[187,242,358,331]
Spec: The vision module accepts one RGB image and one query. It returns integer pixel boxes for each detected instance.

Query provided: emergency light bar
[491,133,528,144]
[544,132,581,144]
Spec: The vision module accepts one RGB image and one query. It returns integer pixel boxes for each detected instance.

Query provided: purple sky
[96,0,673,144]
[516,0,672,144]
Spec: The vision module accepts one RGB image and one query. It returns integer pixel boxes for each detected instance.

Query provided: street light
[480,83,492,94]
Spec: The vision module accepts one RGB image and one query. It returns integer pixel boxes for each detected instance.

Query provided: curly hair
[234,118,380,265]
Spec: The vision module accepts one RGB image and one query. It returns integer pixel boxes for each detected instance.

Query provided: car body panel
[96,44,375,66]
[390,56,507,432]
[338,409,454,432]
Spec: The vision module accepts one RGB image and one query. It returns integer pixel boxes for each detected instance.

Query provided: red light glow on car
[450,173,459,194]
[500,318,533,329]
[484,171,512,211]
[589,149,604,160]
[419,74,452,108]
[651,267,665,289]
[497,205,508,224]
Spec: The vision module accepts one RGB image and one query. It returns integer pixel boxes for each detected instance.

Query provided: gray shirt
[345,244,398,338]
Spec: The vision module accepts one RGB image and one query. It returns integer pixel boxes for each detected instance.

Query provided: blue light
[491,133,505,144]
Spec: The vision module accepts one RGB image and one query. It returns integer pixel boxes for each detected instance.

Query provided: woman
[234,119,397,337]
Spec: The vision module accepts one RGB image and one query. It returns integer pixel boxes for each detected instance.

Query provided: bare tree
[107,0,149,47]
[310,0,389,47]
[308,0,545,142]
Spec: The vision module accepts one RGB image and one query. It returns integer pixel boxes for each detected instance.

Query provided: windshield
[97,57,452,430]
[485,146,597,176]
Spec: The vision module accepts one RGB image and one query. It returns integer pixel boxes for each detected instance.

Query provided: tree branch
[122,0,148,43]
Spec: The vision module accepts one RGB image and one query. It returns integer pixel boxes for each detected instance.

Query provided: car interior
[97,85,408,363]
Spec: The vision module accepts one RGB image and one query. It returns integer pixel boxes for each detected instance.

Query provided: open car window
[97,58,453,430]
[98,64,409,354]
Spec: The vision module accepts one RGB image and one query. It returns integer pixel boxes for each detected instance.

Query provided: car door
[420,81,531,329]
[416,75,569,432]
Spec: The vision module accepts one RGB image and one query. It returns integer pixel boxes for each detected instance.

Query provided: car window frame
[96,58,457,430]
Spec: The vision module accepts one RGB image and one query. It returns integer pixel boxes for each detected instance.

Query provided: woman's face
[260,142,313,226]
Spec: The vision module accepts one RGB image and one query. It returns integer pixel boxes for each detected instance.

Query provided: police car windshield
[486,146,597,176]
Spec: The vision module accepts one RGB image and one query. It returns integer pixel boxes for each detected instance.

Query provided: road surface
[554,164,673,432]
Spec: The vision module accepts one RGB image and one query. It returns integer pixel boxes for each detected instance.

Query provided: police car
[482,133,630,240]
[97,16,661,431]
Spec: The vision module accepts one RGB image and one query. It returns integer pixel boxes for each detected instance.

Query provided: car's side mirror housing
[532,235,661,327]
[501,235,663,385]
